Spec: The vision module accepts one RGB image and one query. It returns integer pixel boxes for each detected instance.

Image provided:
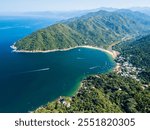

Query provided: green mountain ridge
[15,24,86,51]
[14,10,150,51]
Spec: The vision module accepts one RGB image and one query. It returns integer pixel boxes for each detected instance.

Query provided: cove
[0,16,116,112]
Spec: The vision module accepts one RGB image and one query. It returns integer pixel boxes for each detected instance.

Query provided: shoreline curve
[10,44,119,59]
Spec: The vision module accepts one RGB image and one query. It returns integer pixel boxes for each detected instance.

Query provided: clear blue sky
[0,0,150,12]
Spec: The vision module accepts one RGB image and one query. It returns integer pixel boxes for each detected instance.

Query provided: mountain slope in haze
[131,7,150,16]
[14,10,150,51]
[116,9,150,31]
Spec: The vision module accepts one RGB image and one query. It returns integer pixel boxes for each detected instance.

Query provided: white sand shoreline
[10,44,119,59]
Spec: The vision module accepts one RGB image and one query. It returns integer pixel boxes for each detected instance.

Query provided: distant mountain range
[130,7,150,16]
[14,9,150,51]
[0,7,118,20]
[1,7,150,18]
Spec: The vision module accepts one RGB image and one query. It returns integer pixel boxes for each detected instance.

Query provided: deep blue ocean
[0,16,116,112]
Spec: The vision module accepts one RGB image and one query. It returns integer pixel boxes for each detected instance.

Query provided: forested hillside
[14,10,150,51]
[35,73,150,113]
[114,34,150,83]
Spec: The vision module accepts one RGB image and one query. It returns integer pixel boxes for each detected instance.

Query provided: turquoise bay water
[0,16,116,112]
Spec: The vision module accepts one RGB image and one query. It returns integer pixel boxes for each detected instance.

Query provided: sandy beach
[78,45,120,59]
[10,44,119,59]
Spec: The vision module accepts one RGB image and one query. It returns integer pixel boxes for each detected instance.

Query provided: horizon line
[0,6,150,13]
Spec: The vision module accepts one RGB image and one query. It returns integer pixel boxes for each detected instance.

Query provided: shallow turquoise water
[0,17,116,112]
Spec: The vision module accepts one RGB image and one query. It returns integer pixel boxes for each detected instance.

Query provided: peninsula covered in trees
[13,10,150,52]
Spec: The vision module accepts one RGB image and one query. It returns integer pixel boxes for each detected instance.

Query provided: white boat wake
[89,66,100,70]
[76,57,85,60]
[20,68,50,74]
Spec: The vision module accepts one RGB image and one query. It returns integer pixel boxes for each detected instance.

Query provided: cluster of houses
[115,55,143,81]
[58,97,71,108]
